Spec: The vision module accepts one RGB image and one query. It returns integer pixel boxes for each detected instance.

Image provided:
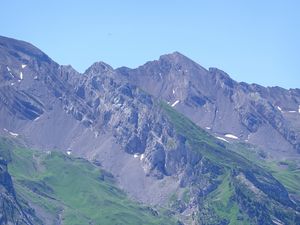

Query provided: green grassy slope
[0,138,177,225]
[229,142,300,202]
[161,102,300,225]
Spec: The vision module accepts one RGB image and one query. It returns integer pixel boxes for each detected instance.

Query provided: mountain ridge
[0,35,299,225]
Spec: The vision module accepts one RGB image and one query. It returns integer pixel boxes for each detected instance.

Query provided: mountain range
[0,36,299,225]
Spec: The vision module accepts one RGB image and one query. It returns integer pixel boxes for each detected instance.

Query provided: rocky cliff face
[0,151,38,225]
[0,36,299,224]
[0,36,203,205]
[116,52,300,159]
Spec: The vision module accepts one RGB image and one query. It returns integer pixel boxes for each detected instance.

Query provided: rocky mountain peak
[208,67,237,89]
[0,36,300,225]
[0,36,53,65]
[84,61,114,76]
[159,51,189,63]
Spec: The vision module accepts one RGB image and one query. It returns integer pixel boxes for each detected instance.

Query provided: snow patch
[272,218,284,225]
[298,105,300,113]
[216,137,229,143]
[20,72,23,80]
[133,153,139,158]
[288,111,296,113]
[34,116,40,122]
[34,76,38,80]
[205,127,211,130]
[9,131,19,137]
[171,100,180,107]
[172,89,175,94]
[11,83,14,86]
[21,64,27,69]
[225,134,239,139]
[140,154,145,161]
[277,106,282,111]
[3,128,8,132]
[158,72,162,80]
[66,150,72,155]
[6,66,11,72]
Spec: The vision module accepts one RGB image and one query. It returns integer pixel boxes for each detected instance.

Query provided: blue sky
[1,0,299,88]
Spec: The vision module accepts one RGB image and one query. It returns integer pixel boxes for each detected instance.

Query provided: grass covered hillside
[0,138,177,225]
[161,102,300,225]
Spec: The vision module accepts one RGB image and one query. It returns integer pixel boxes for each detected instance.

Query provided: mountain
[116,52,300,159]
[0,137,176,225]
[0,139,41,224]
[0,36,299,225]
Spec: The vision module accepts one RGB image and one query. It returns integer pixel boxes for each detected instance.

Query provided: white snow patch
[205,127,211,130]
[11,83,14,86]
[288,111,296,113]
[6,66,11,72]
[18,80,21,83]
[172,89,175,94]
[3,128,8,132]
[20,72,23,80]
[9,72,14,78]
[140,154,145,161]
[216,137,229,143]
[225,134,239,139]
[171,100,180,107]
[272,218,284,225]
[158,73,162,80]
[34,76,38,80]
[277,106,282,111]
[34,116,40,122]
[9,131,19,137]
[21,64,27,69]
[66,150,72,155]
[298,105,300,113]
[133,153,139,158]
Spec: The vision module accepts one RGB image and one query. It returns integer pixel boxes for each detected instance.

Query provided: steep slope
[116,52,300,159]
[161,103,300,224]
[0,139,41,225]
[0,36,299,225]
[0,137,177,225]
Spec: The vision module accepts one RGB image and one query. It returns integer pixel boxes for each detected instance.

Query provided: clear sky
[1,0,299,88]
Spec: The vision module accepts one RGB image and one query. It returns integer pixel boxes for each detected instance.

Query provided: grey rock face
[0,36,204,203]
[0,36,299,224]
[0,156,37,225]
[115,52,300,158]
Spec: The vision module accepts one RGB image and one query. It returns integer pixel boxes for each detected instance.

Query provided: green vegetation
[230,142,300,200]
[161,102,300,225]
[182,189,190,204]
[0,138,176,225]
[264,160,300,198]
[1,102,299,225]
[161,102,264,172]
[206,173,250,225]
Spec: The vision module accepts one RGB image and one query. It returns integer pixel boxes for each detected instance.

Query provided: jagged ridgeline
[0,36,299,225]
